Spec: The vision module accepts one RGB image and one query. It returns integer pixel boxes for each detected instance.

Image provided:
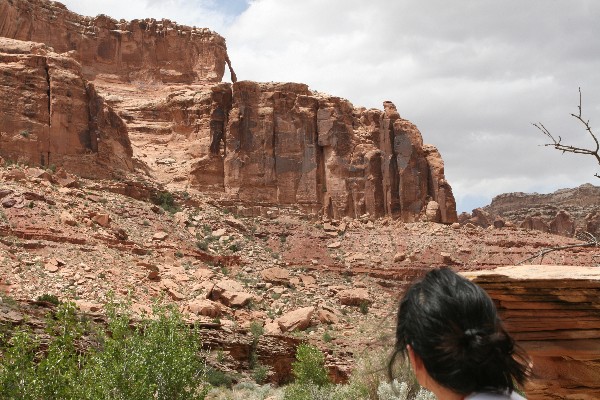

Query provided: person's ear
[407,345,428,388]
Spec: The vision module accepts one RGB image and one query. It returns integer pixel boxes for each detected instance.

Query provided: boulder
[210,279,253,308]
[424,200,441,223]
[275,307,315,332]
[261,267,291,285]
[337,288,372,306]
[60,211,77,226]
[317,309,339,325]
[187,299,221,318]
[92,213,111,227]
[549,210,575,237]
[521,215,550,233]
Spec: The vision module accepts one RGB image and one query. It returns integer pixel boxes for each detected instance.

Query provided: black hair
[389,267,530,395]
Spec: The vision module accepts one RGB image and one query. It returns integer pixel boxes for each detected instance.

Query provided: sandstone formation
[464,266,600,400]
[0,37,132,177]
[0,0,457,222]
[477,184,600,237]
[0,0,232,84]
[222,82,457,221]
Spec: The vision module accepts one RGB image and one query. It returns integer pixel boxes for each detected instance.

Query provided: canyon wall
[0,0,231,83]
[218,82,457,221]
[0,0,457,222]
[0,37,132,177]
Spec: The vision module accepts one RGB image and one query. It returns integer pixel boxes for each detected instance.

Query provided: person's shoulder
[466,391,527,400]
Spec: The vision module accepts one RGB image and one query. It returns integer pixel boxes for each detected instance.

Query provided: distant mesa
[0,0,456,222]
[459,183,600,238]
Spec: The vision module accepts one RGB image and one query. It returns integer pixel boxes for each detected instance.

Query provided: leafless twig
[533,87,600,178]
[517,231,598,265]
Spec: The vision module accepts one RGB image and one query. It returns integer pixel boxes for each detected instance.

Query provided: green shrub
[205,366,235,388]
[0,300,210,400]
[37,293,60,305]
[82,302,208,400]
[0,327,40,399]
[359,301,369,315]
[251,364,269,384]
[155,191,178,214]
[283,381,367,400]
[291,344,329,387]
[0,302,87,400]
[197,240,209,251]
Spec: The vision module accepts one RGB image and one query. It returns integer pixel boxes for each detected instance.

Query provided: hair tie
[464,328,480,337]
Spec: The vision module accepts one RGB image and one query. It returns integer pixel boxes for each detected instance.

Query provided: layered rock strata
[0,0,457,222]
[220,82,456,221]
[0,0,232,83]
[468,184,600,237]
[0,37,132,177]
[464,266,600,400]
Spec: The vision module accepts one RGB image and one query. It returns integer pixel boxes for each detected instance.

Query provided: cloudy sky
[59,0,600,212]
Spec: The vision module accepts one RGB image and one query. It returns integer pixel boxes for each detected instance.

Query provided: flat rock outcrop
[463,265,600,400]
[0,37,132,177]
[0,0,231,83]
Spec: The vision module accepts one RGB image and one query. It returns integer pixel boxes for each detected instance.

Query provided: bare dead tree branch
[517,231,598,265]
[533,87,600,178]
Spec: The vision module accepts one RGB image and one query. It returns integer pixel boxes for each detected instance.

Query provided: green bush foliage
[154,191,178,214]
[0,301,209,400]
[36,293,60,305]
[290,344,330,387]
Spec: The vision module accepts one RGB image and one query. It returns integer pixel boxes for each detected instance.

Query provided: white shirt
[466,392,526,400]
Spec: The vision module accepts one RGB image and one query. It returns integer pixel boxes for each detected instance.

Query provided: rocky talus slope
[1,163,598,389]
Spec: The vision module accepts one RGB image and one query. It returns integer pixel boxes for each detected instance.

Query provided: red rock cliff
[0,0,456,222]
[218,81,457,222]
[0,0,231,83]
[464,266,600,400]
[0,37,132,177]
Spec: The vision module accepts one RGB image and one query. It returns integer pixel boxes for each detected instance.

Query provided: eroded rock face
[482,184,600,237]
[0,0,231,83]
[222,82,457,222]
[464,266,600,400]
[0,37,132,177]
[0,0,456,223]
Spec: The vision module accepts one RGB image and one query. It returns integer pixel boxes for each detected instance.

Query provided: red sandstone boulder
[521,214,550,233]
[187,299,222,318]
[337,288,372,306]
[261,267,291,286]
[275,306,314,332]
[210,279,254,308]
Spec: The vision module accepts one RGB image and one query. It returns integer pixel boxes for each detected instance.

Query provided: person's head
[390,267,529,396]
